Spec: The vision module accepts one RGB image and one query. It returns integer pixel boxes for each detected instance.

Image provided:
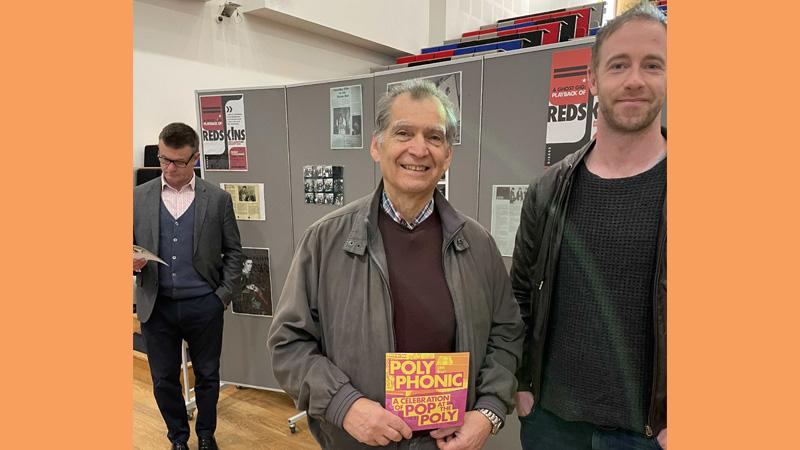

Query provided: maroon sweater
[378,207,456,353]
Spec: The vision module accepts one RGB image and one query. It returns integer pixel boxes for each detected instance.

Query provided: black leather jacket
[510,130,666,436]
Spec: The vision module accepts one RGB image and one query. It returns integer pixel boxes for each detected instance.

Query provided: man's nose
[623,67,646,90]
[407,134,428,157]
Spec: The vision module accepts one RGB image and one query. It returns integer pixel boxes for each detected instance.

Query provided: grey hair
[373,79,458,146]
[592,2,667,72]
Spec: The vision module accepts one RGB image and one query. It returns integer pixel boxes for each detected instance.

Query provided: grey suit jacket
[133,177,244,323]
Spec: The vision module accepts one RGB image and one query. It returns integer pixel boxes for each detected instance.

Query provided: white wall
[133,0,394,166]
[241,0,431,54]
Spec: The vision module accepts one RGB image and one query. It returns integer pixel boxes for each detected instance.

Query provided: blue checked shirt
[381,191,435,230]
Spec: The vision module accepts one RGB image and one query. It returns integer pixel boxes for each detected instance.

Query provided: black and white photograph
[330,84,364,149]
[238,185,256,202]
[232,248,273,317]
[388,71,462,145]
[332,107,350,135]
[303,164,345,206]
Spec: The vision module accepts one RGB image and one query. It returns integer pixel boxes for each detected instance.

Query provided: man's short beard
[600,99,662,133]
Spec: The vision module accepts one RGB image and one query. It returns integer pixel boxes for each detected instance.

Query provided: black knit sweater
[540,157,666,434]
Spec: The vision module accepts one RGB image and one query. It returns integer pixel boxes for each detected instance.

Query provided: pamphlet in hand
[385,352,469,431]
[133,245,168,266]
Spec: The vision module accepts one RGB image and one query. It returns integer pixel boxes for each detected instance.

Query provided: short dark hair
[159,122,199,153]
[591,2,667,72]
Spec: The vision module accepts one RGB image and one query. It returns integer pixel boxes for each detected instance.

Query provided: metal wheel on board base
[289,423,297,434]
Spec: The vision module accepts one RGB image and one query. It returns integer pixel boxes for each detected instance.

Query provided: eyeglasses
[157,154,195,168]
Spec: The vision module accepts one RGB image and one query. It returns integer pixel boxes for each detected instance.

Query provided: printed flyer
[200,94,248,171]
[385,352,469,431]
[544,47,597,167]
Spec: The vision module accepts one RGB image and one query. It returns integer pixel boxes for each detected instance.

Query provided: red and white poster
[200,94,248,171]
[544,48,597,167]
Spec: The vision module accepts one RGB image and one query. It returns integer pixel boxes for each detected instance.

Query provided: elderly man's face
[589,19,666,133]
[370,93,452,201]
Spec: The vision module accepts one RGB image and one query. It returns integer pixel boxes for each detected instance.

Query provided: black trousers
[141,292,225,443]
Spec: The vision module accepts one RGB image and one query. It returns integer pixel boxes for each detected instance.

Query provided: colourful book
[385,352,470,431]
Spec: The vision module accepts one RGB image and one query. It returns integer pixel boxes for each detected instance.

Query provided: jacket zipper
[368,245,396,352]
[534,172,572,395]
[646,220,666,437]
[441,224,467,353]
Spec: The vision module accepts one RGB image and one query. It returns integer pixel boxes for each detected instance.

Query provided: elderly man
[269,79,523,450]
[134,122,243,450]
[511,4,667,450]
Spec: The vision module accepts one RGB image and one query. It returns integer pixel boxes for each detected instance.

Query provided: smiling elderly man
[269,79,523,450]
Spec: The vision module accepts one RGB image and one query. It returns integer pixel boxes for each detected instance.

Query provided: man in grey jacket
[269,80,523,450]
[134,122,243,450]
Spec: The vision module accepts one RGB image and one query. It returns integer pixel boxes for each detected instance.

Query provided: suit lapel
[193,179,209,256]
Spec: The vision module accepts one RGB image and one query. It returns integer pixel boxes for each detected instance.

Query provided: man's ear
[369,136,381,163]
[588,66,598,96]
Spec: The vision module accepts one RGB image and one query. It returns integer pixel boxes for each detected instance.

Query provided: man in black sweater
[511,4,668,450]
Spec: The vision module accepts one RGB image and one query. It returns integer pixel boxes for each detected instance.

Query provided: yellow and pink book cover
[385,352,470,431]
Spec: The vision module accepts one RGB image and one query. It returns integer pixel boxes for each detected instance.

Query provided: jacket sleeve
[509,181,543,391]
[215,193,244,305]
[267,226,364,427]
[474,231,525,419]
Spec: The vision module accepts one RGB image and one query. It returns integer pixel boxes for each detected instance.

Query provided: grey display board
[196,86,292,391]
[478,42,592,272]
[373,58,483,219]
[286,76,378,244]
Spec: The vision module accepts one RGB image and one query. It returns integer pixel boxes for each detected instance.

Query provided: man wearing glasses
[133,122,243,450]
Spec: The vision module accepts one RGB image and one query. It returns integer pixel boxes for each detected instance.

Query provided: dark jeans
[140,292,225,443]
[519,407,662,450]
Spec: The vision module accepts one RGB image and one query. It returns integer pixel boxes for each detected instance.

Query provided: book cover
[385,352,469,431]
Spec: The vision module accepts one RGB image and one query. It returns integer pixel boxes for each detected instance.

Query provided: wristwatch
[476,408,503,435]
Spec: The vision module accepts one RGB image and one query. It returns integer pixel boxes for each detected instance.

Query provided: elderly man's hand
[657,428,667,449]
[429,410,492,450]
[342,398,412,446]
[133,256,147,272]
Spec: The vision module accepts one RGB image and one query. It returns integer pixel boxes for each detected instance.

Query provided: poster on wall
[491,185,527,257]
[232,247,273,317]
[436,170,449,199]
[220,182,266,220]
[200,94,248,171]
[387,71,462,145]
[330,85,363,149]
[544,48,597,167]
[304,165,344,206]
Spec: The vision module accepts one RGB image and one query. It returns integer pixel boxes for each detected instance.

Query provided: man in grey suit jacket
[133,122,243,450]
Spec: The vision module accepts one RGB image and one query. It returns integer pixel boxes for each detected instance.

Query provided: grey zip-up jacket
[268,184,524,449]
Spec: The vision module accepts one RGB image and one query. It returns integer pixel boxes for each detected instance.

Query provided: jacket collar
[342,180,468,256]
[563,126,667,177]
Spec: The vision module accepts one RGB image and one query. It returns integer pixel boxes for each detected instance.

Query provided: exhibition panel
[286,75,378,244]
[196,86,292,391]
